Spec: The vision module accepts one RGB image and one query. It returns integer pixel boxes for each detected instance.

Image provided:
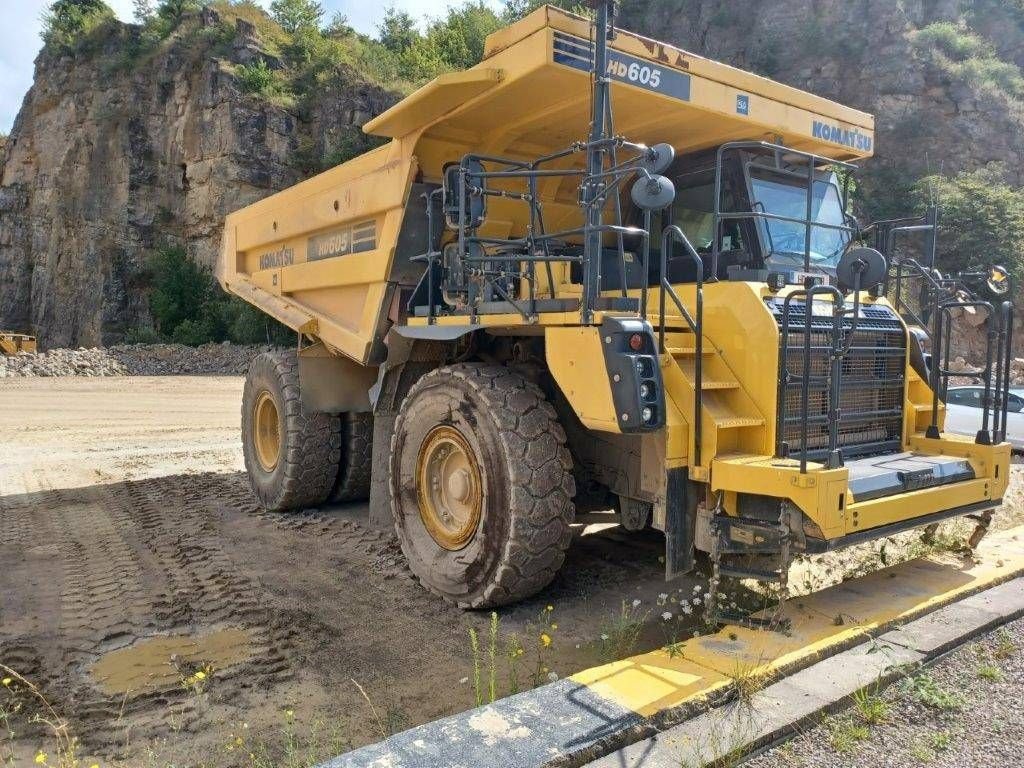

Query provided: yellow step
[716,416,765,429]
[701,379,740,391]
[668,346,716,356]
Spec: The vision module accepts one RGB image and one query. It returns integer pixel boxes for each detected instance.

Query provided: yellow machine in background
[220,4,1014,623]
[0,332,37,356]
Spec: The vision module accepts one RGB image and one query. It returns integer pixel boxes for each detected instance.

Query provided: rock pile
[947,356,1024,387]
[0,343,281,377]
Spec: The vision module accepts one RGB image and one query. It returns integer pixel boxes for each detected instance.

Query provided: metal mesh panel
[769,299,906,458]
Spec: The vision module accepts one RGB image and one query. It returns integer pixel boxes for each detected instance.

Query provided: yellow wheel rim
[252,390,281,472]
[416,426,483,551]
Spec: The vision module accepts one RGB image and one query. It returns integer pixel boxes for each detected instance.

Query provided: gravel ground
[747,616,1024,767]
[0,342,282,377]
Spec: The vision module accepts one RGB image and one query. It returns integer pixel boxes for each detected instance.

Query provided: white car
[943,386,1024,450]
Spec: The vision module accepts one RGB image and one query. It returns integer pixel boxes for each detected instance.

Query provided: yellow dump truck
[220,3,1014,622]
[0,332,37,356]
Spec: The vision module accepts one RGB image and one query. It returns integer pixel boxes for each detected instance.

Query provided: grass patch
[852,687,890,725]
[826,716,870,754]
[908,672,965,712]
[976,662,1003,681]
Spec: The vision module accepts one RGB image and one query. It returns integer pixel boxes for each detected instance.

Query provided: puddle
[89,627,253,696]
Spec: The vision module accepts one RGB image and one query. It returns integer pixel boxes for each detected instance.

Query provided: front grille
[767,298,906,460]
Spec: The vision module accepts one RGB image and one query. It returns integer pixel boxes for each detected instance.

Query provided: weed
[826,717,869,754]
[976,662,1003,681]
[598,600,648,663]
[909,673,964,712]
[993,628,1016,660]
[244,711,348,768]
[930,729,953,751]
[351,678,407,740]
[728,657,764,707]
[0,665,85,768]
[468,626,482,707]
[909,738,935,762]
[852,687,890,725]
[488,612,498,704]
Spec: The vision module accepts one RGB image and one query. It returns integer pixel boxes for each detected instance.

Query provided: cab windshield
[749,168,850,272]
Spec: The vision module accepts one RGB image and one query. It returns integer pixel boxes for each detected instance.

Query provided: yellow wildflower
[194,670,207,681]
[89,764,100,768]
[550,624,558,630]
[34,752,46,765]
[1,677,11,687]
[285,708,295,718]
[546,605,554,612]
[540,633,552,647]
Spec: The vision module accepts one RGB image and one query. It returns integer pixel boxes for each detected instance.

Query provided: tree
[270,0,324,34]
[378,6,418,54]
[132,0,154,23]
[912,166,1024,285]
[42,0,114,47]
[156,0,201,22]
[426,2,503,70]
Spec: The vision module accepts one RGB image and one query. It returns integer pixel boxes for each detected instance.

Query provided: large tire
[241,351,341,511]
[389,363,576,608]
[330,412,373,502]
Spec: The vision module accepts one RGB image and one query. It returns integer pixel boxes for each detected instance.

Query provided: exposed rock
[0,10,395,348]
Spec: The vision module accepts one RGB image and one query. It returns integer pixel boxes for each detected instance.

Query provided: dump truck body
[0,333,37,356]
[221,5,1013,617]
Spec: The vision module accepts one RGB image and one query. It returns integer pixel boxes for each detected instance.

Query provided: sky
[1,0,495,133]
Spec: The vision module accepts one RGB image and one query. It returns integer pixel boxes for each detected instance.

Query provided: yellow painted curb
[570,526,1024,717]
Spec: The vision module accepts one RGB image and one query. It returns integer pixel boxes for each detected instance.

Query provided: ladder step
[668,346,716,356]
[701,379,739,390]
[716,417,765,429]
[718,564,783,581]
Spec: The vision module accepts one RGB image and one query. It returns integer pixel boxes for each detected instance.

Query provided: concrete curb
[588,576,1024,767]
[320,529,1024,768]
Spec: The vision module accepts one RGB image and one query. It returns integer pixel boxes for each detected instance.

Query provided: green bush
[42,0,115,49]
[912,21,1024,97]
[236,58,285,95]
[912,167,1024,285]
[142,247,292,346]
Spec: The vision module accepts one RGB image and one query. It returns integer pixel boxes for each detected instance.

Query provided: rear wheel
[242,351,340,511]
[389,364,575,608]
[330,412,373,502]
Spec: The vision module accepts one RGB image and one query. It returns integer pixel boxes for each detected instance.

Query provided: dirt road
[0,377,684,767]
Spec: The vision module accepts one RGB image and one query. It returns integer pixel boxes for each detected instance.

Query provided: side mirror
[640,143,675,175]
[631,174,675,210]
[835,246,887,293]
[987,265,1011,295]
[1009,395,1024,414]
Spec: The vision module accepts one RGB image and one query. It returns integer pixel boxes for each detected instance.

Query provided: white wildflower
[661,611,673,621]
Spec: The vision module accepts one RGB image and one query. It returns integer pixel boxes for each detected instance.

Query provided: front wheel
[389,364,575,608]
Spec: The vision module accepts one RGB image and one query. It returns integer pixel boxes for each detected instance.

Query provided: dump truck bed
[219,5,875,365]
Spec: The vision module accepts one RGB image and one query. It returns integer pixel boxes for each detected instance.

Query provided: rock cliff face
[1,1,1022,347]
[619,0,1024,212]
[0,7,394,347]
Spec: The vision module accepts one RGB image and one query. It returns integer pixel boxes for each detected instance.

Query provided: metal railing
[657,225,705,465]
[883,255,1014,445]
[777,286,846,472]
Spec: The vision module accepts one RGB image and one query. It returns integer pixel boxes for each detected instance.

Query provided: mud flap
[664,467,696,580]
